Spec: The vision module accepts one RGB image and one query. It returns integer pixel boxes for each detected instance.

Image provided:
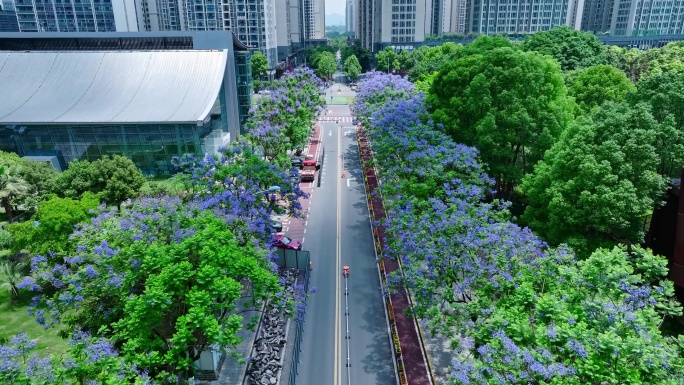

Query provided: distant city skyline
[326,0,345,18]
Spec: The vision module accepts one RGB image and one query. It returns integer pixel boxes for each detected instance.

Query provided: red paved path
[283,123,322,244]
[358,128,432,385]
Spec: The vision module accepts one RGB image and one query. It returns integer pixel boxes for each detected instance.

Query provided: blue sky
[326,0,345,15]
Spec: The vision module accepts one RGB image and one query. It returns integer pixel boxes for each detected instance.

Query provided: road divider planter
[399,370,408,385]
[391,324,402,358]
[397,359,408,385]
[387,301,395,324]
[379,258,385,274]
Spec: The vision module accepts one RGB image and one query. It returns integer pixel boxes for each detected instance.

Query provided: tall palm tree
[0,166,30,222]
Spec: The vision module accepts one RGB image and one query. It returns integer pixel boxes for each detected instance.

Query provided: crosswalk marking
[318,116,354,122]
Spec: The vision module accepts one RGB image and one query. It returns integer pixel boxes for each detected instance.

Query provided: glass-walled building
[0,31,254,174]
[234,49,253,132]
[0,49,232,175]
[0,123,216,175]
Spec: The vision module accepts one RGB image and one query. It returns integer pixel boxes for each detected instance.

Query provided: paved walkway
[282,123,322,246]
[358,127,433,385]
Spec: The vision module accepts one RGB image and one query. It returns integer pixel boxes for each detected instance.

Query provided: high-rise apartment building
[449,0,467,33]
[356,0,586,50]
[275,0,301,61]
[357,0,433,50]
[136,0,278,67]
[0,1,19,31]
[346,0,354,32]
[9,0,138,32]
[432,0,467,34]
[580,0,611,32]
[582,0,684,36]
[187,0,221,30]
[223,0,277,65]
[135,0,184,31]
[356,0,375,49]
[301,0,323,38]
[468,0,583,34]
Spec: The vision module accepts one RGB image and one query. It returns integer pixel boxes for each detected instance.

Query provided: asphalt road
[296,92,394,385]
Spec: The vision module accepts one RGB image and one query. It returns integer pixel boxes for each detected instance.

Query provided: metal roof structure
[0,50,228,125]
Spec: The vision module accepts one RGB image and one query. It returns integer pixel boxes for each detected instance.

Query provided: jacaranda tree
[171,141,308,227]
[352,71,416,127]
[21,196,286,381]
[0,331,164,384]
[355,75,684,385]
[246,67,324,165]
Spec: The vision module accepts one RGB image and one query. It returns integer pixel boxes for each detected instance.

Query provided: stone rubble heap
[245,269,299,385]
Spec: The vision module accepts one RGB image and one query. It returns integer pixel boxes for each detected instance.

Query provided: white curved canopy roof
[0,50,228,124]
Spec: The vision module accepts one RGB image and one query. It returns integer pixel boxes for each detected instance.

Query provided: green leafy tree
[357,68,684,384]
[375,47,399,73]
[330,36,347,51]
[631,71,684,176]
[314,51,338,80]
[90,155,145,208]
[0,151,21,167]
[0,166,31,223]
[18,160,58,207]
[28,201,283,381]
[305,45,336,68]
[414,72,437,93]
[341,42,373,72]
[53,156,145,208]
[428,45,572,199]
[0,228,10,251]
[0,151,57,210]
[521,26,607,71]
[343,54,362,81]
[7,193,99,257]
[51,159,97,199]
[250,51,268,80]
[644,41,684,76]
[606,45,652,83]
[567,64,636,115]
[408,42,462,82]
[605,43,684,83]
[454,245,684,384]
[396,49,413,72]
[522,102,667,256]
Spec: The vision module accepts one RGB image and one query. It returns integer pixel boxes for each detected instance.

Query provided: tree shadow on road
[358,296,395,385]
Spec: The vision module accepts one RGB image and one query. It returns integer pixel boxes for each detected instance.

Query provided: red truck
[300,159,319,182]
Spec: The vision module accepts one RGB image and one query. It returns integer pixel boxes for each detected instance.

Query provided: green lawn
[0,275,68,355]
[140,175,185,195]
[327,96,355,105]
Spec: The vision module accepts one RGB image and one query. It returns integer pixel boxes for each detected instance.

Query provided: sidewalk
[283,123,321,244]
